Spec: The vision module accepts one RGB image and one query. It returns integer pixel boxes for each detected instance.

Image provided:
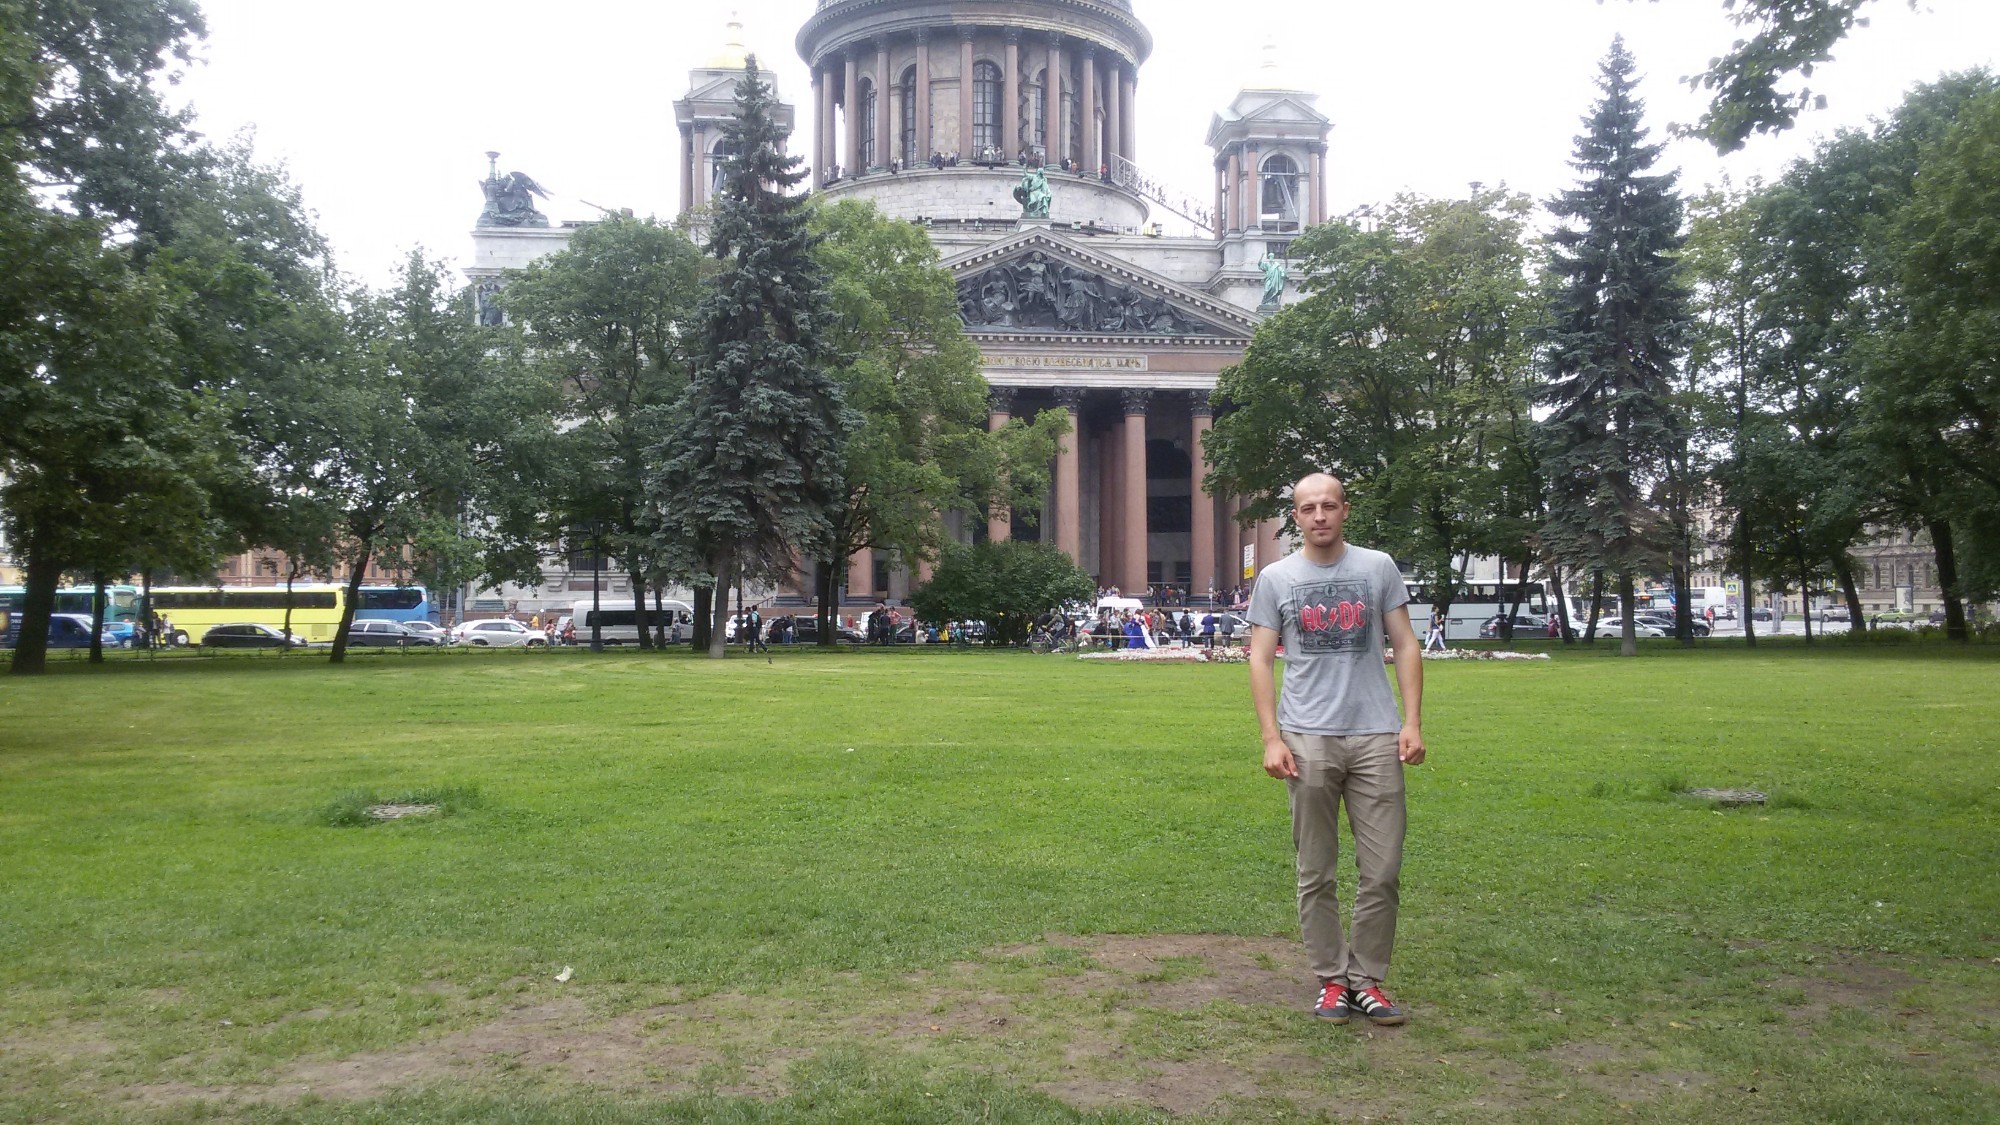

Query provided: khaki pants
[1283,731,1406,988]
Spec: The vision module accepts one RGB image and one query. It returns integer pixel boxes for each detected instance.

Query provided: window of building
[857,80,877,168]
[972,61,1002,155]
[1261,153,1301,231]
[710,139,740,194]
[898,66,917,165]
[1020,69,1047,156]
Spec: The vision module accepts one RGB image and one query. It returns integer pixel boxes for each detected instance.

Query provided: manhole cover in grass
[1683,787,1766,806]
[364,803,440,821]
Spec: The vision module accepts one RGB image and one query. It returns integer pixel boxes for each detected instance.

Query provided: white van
[571,599,696,645]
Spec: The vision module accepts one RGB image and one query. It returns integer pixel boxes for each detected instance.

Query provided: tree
[1534,38,1691,656]
[806,197,1064,646]
[0,0,219,674]
[910,541,1094,646]
[649,59,853,657]
[504,215,708,650]
[272,254,551,663]
[1636,0,1917,154]
[1871,84,2000,631]
[1208,189,1542,634]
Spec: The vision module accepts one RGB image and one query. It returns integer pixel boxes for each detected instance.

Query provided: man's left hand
[1398,724,1426,765]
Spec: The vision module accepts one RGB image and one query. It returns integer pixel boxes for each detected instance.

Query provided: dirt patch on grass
[107,934,1379,1116]
[93,938,1973,1119]
[1548,1041,1713,1103]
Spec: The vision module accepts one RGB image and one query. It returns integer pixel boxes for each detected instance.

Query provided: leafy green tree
[1682,183,1787,644]
[1534,37,1691,656]
[1208,189,1541,632]
[1872,85,2000,630]
[910,540,1094,646]
[0,0,218,674]
[650,60,853,657]
[273,254,551,663]
[806,197,1064,646]
[504,215,708,649]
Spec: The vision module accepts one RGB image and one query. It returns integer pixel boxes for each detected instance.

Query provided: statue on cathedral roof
[1013,165,1051,219]
[478,155,552,228]
[1258,250,1287,308]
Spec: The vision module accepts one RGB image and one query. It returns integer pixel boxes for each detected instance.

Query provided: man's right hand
[1263,739,1298,780]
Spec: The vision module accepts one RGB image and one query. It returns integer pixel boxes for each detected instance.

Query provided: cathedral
[468,0,1331,614]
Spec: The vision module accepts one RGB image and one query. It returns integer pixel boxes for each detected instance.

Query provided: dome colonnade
[797,0,1151,181]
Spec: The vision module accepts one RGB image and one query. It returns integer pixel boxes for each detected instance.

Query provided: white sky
[167,0,2000,284]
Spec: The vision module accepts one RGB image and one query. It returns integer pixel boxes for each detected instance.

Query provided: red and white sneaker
[1349,985,1407,1026]
[1312,980,1351,1023]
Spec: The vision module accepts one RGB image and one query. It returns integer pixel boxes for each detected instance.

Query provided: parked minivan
[570,600,696,645]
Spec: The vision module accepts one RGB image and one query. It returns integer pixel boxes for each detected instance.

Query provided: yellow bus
[148,585,350,645]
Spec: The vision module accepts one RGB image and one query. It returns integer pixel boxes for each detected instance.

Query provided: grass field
[1,642,1996,1122]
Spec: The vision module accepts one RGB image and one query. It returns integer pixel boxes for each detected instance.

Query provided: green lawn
[1,643,1995,1122]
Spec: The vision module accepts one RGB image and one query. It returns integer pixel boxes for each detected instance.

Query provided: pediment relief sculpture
[956,252,1227,336]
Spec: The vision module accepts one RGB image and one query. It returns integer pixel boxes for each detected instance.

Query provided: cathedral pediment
[942,230,1256,342]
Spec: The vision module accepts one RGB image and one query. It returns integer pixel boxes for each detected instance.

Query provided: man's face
[1292,480,1350,548]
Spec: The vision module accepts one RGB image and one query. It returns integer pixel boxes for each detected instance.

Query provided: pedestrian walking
[1247,472,1426,1028]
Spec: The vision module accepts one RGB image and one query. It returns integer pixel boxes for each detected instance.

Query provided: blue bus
[356,585,436,624]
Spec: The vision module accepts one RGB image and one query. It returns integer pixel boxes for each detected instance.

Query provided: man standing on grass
[1247,472,1425,1027]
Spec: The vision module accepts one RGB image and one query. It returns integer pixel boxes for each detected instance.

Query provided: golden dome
[707,12,749,69]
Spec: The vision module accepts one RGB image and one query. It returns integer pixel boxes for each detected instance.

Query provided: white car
[452,619,547,647]
[1592,617,1666,639]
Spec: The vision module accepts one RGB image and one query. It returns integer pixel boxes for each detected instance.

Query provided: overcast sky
[167,0,2000,284]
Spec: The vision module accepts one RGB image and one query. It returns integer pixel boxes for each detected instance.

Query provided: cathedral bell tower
[1205,44,1332,309]
[676,14,796,218]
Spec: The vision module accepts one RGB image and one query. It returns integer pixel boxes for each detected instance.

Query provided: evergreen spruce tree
[651,59,852,657]
[1534,37,1691,656]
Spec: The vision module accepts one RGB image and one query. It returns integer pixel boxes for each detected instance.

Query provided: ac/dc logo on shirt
[1293,579,1373,654]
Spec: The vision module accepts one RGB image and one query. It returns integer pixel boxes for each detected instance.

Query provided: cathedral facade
[470,1,1331,612]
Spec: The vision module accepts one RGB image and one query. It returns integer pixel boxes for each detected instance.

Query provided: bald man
[1247,472,1425,1027]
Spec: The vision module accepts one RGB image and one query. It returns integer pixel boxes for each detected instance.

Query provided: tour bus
[355,585,437,625]
[0,585,142,624]
[1405,581,1550,641]
[147,585,350,645]
[570,599,697,645]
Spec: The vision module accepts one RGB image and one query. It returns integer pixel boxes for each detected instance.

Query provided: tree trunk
[283,569,299,654]
[1673,560,1695,647]
[691,585,713,650]
[140,569,154,656]
[1584,570,1605,647]
[1738,517,1757,648]
[330,542,372,664]
[88,573,107,664]
[1833,557,1865,635]
[816,556,840,649]
[1550,562,1576,644]
[1618,571,1637,657]
[1501,557,1525,644]
[707,556,734,659]
[1797,549,1815,644]
[629,572,654,650]
[1929,518,1969,643]
[9,527,61,676]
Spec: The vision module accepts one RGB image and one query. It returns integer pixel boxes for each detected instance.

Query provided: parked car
[1478,613,1549,639]
[398,621,452,645]
[4,613,105,649]
[1633,612,1710,638]
[201,622,311,649]
[452,618,547,647]
[346,619,439,647]
[1750,607,1775,622]
[1592,617,1666,639]
[787,616,866,645]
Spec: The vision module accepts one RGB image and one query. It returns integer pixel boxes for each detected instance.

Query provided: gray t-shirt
[1246,545,1410,736]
